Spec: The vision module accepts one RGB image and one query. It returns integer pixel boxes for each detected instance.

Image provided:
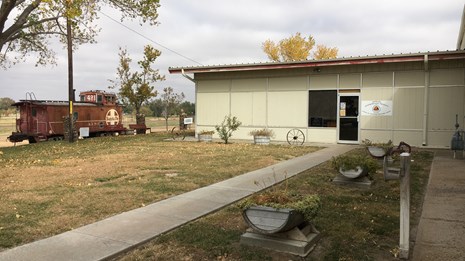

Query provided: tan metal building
[170,51,465,147]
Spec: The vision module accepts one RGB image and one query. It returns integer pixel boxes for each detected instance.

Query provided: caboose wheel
[286,129,305,146]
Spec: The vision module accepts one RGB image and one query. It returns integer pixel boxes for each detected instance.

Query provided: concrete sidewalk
[0,144,355,261]
[412,150,465,260]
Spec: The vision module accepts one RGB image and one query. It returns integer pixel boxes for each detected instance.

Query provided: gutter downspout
[181,69,195,83]
[422,54,429,146]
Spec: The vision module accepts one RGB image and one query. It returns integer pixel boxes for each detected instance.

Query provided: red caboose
[8,90,127,143]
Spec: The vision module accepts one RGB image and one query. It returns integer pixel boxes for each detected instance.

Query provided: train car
[8,90,127,143]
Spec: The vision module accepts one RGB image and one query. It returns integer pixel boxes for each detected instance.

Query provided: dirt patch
[0,135,27,148]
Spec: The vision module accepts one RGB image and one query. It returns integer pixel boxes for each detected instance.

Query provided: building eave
[169,50,465,75]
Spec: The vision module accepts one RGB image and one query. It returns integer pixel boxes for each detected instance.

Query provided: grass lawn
[0,133,319,250]
[115,149,433,261]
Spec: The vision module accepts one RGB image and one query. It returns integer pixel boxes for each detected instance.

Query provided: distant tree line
[123,98,195,118]
[139,100,195,117]
[0,97,15,116]
[0,95,194,119]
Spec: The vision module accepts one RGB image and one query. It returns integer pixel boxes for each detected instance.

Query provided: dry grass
[0,116,15,136]
[114,149,433,261]
[0,133,319,250]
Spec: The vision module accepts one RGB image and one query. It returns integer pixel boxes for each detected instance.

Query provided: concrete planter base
[333,174,373,188]
[240,223,320,257]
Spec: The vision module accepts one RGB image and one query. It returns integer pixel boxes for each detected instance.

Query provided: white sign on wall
[361,100,393,116]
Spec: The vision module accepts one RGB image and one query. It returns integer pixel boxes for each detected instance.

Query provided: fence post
[399,152,411,259]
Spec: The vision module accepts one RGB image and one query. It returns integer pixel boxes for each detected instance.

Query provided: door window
[339,95,359,142]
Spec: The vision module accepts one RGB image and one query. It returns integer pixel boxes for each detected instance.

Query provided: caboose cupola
[79,90,118,105]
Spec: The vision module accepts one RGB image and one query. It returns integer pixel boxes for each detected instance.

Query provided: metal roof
[12,100,98,107]
[169,50,465,75]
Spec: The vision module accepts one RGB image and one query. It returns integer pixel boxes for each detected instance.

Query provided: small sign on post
[184,117,193,125]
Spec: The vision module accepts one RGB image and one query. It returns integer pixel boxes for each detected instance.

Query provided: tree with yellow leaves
[262,32,338,62]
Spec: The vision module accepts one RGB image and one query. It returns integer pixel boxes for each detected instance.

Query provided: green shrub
[331,154,379,174]
[215,115,241,144]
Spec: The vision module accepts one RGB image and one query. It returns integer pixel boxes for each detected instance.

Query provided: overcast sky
[1,0,464,102]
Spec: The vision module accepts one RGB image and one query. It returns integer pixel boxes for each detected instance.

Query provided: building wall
[195,60,465,147]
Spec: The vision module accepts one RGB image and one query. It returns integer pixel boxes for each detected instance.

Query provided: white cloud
[0,0,464,102]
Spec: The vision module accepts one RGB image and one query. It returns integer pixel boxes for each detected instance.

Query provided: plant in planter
[198,130,214,142]
[249,128,275,145]
[241,191,321,222]
[239,175,322,255]
[239,177,321,234]
[331,154,379,179]
[362,139,393,158]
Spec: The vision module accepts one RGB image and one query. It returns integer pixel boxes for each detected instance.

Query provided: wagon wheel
[286,129,305,146]
[171,126,186,140]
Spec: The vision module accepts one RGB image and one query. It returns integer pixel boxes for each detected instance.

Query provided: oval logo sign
[106,109,120,125]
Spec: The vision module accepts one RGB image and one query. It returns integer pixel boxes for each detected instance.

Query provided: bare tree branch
[2,0,42,40]
[0,0,160,66]
[0,0,17,35]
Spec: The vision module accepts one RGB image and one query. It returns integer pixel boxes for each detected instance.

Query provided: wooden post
[66,0,75,143]
[399,153,411,259]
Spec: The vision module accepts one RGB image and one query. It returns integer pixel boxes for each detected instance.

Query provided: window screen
[308,90,337,127]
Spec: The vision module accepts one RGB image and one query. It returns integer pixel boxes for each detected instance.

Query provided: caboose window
[32,108,37,117]
[80,95,85,102]
[97,95,103,103]
[73,112,78,120]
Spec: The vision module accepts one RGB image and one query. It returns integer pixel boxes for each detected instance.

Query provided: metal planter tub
[338,166,368,179]
[198,134,212,142]
[367,146,387,158]
[242,206,305,234]
[253,135,271,145]
[240,205,320,256]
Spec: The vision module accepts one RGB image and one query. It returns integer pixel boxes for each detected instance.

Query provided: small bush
[198,130,214,135]
[362,139,393,152]
[248,129,275,138]
[331,154,379,174]
[215,115,241,144]
[240,192,321,222]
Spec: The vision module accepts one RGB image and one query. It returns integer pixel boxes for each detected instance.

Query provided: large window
[308,90,337,127]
